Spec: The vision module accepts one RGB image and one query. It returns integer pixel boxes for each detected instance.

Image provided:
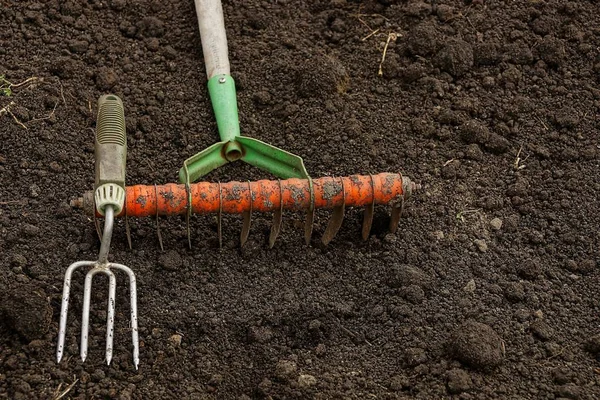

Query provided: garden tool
[60,1,421,369]
[172,0,420,246]
[57,95,139,369]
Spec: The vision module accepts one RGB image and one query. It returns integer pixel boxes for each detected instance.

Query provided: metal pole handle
[194,0,231,79]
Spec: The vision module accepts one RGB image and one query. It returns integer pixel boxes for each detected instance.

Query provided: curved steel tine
[304,177,314,245]
[111,263,139,370]
[125,214,132,250]
[240,181,252,247]
[361,174,375,241]
[389,195,404,234]
[155,184,164,251]
[81,267,115,363]
[125,191,132,250]
[185,182,192,249]
[218,181,223,249]
[269,179,283,248]
[94,213,102,241]
[57,261,95,363]
[322,177,345,246]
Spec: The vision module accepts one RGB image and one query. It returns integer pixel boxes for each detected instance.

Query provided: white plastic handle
[194,0,231,79]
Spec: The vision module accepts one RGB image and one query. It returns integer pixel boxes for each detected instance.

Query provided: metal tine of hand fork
[57,205,140,370]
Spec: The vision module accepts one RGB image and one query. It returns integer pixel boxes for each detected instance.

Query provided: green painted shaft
[207,74,242,161]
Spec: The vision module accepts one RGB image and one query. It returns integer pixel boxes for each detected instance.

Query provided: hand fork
[57,95,139,369]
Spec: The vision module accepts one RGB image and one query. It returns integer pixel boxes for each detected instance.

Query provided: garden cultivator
[57,0,420,369]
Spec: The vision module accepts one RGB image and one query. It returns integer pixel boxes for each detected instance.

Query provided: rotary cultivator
[57,0,421,369]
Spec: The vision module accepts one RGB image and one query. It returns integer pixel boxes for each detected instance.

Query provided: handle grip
[194,0,231,79]
[94,94,127,215]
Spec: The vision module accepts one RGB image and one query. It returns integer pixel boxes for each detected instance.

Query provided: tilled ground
[1,0,599,399]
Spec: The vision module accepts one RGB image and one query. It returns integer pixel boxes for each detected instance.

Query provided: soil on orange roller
[0,0,599,399]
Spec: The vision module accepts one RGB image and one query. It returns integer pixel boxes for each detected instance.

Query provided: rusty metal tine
[218,181,223,248]
[322,177,346,245]
[240,181,252,247]
[389,195,405,234]
[185,182,192,249]
[304,177,314,245]
[268,179,283,248]
[362,174,376,240]
[155,185,164,251]
[95,213,102,241]
[125,213,132,250]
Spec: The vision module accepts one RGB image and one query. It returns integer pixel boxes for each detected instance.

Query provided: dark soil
[1,0,599,399]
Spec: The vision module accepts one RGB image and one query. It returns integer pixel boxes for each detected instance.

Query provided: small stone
[95,67,119,90]
[530,320,553,341]
[449,320,505,370]
[158,250,183,271]
[446,368,472,394]
[274,360,297,381]
[463,279,476,293]
[29,184,40,198]
[433,230,445,240]
[297,374,317,388]
[490,218,503,231]
[383,233,397,244]
[168,333,182,347]
[474,239,487,252]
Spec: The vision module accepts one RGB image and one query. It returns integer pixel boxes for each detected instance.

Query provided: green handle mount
[178,74,310,184]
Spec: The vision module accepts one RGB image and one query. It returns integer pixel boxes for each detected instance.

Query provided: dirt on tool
[1,0,599,398]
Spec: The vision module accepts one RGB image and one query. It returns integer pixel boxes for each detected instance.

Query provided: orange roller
[78,173,419,218]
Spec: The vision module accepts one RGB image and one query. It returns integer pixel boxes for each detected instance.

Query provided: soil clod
[449,320,505,370]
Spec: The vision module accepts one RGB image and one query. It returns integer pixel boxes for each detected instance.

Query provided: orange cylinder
[105,173,409,218]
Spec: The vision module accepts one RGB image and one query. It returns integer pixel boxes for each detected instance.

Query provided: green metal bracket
[178,74,310,185]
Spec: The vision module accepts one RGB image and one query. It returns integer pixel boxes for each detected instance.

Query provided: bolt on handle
[95,95,127,216]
